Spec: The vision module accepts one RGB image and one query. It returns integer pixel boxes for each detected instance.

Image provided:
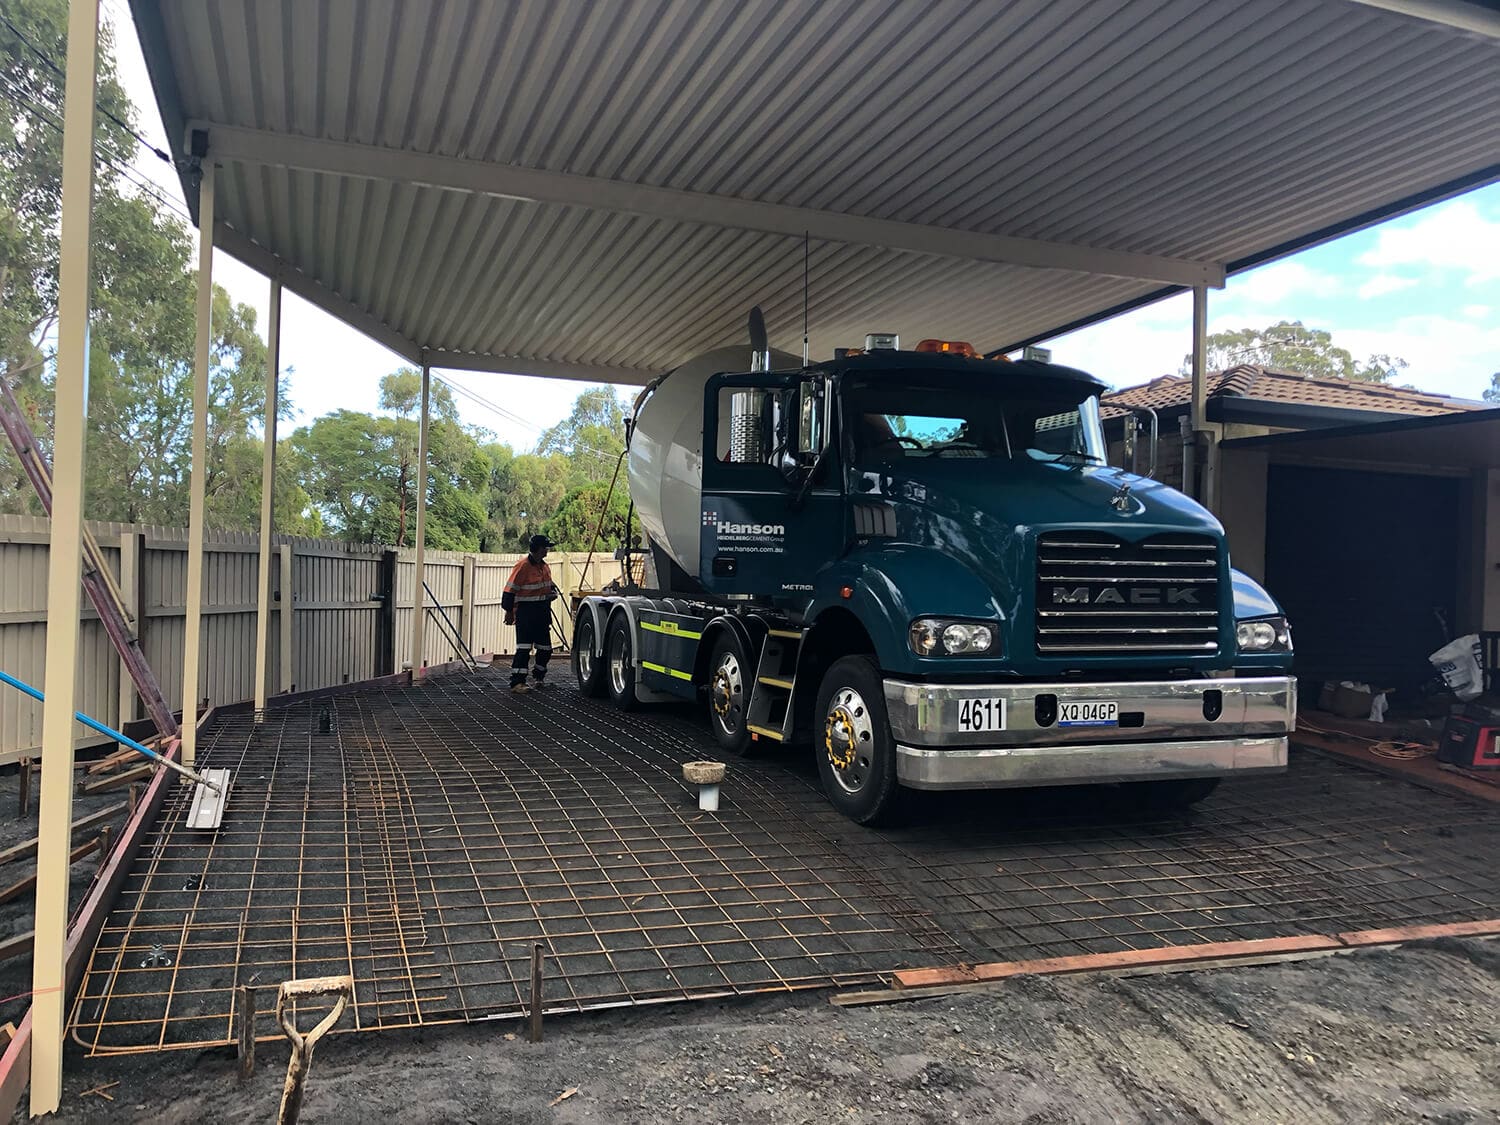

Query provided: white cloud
[1356,274,1419,300]
[1226,260,1342,306]
[1339,316,1498,402]
[1355,200,1500,285]
[1461,304,1490,321]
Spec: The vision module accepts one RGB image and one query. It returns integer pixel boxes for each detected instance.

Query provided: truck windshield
[845,375,1106,466]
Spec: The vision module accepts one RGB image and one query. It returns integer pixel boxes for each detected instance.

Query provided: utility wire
[0,78,191,223]
[433,373,621,464]
[0,7,173,166]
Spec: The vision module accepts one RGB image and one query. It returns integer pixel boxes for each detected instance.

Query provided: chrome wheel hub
[608,629,629,695]
[577,625,594,681]
[824,686,874,794]
[711,652,743,731]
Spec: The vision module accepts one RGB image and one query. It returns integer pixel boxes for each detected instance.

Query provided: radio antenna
[802,231,810,365]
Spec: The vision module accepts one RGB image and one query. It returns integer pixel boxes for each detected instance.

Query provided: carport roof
[130,0,1500,385]
[1223,406,1500,469]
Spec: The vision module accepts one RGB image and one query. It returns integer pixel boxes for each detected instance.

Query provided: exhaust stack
[748,306,771,373]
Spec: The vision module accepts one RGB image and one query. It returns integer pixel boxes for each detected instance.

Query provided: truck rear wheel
[706,634,752,755]
[604,615,638,711]
[573,612,606,698]
[814,655,905,826]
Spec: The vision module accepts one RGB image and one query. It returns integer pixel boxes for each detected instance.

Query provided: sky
[103,5,1498,449]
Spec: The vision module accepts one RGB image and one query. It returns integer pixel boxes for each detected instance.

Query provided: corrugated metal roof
[131,0,1500,382]
[1101,366,1490,419]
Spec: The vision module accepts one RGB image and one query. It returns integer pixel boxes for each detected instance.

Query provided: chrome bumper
[884,675,1294,790]
[897,736,1287,790]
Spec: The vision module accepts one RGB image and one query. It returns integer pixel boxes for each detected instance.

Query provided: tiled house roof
[1100,365,1485,421]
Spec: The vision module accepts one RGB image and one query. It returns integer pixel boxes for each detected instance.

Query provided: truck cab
[577,338,1295,824]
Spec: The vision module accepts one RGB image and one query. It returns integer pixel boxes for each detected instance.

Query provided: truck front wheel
[814,656,905,826]
[604,615,638,711]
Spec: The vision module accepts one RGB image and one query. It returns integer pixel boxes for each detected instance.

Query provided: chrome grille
[1035,532,1220,656]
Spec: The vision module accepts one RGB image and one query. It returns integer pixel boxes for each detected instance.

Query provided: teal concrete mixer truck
[570,313,1295,824]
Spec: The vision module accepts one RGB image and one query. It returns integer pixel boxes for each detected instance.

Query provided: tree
[292,368,491,549]
[0,0,146,512]
[542,480,633,552]
[535,385,626,484]
[1180,321,1407,383]
[479,443,570,551]
[1484,372,1499,405]
[0,2,282,530]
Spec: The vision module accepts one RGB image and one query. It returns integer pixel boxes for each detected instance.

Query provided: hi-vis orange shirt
[502,557,556,608]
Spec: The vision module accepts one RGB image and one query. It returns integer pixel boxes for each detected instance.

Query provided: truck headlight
[909,618,997,657]
[1236,616,1291,653]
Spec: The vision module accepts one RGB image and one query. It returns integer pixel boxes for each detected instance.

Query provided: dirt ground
[32,937,1498,1124]
[0,760,136,1022]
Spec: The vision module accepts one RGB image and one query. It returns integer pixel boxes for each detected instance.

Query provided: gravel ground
[31,937,1499,1124]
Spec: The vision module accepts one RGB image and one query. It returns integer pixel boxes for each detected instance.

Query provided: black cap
[528,534,551,552]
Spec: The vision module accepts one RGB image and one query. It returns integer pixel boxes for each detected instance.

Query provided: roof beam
[1346,0,1500,38]
[420,348,655,386]
[198,122,1224,289]
[213,223,425,365]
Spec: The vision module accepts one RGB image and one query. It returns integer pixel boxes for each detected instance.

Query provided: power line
[0,78,191,223]
[433,374,621,463]
[0,7,173,166]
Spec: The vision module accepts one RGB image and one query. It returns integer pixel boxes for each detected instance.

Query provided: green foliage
[542,480,632,552]
[1180,321,1407,383]
[0,0,299,532]
[535,385,626,484]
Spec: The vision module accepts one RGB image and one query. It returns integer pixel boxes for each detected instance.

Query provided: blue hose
[0,666,183,773]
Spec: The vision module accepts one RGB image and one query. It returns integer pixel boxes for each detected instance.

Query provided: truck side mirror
[797,379,825,464]
[1122,406,1159,479]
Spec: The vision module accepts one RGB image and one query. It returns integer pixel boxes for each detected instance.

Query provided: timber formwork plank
[67,672,1500,1055]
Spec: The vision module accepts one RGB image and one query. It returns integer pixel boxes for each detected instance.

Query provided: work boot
[510,681,530,694]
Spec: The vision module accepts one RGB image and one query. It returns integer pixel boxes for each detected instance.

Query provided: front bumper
[884,675,1294,790]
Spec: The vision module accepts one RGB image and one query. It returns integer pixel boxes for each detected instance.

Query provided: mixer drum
[628,345,800,581]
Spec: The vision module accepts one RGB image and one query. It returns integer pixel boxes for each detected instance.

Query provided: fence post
[461,555,476,656]
[278,543,294,694]
[117,530,142,726]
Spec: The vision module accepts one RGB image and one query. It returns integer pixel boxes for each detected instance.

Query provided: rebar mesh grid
[68,670,1500,1054]
[69,672,963,1054]
[867,765,1500,963]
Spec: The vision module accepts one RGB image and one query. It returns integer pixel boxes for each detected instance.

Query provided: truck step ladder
[746,628,803,743]
[0,368,179,739]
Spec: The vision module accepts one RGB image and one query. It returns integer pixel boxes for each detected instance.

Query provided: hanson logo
[1052,586,1200,606]
[717,520,785,536]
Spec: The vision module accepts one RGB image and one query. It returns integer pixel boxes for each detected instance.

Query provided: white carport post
[30,0,98,1111]
[253,277,282,714]
[1188,284,1209,504]
[182,159,215,765]
[409,364,431,677]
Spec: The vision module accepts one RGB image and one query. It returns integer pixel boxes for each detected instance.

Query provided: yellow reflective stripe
[641,660,693,682]
[640,620,703,640]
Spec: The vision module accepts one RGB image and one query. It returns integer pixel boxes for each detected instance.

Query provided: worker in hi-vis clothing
[502,534,559,693]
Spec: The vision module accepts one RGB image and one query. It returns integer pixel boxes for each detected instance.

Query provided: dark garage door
[1265,464,1462,693]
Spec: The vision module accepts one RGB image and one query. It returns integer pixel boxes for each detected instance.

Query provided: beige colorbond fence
[0,513,626,761]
